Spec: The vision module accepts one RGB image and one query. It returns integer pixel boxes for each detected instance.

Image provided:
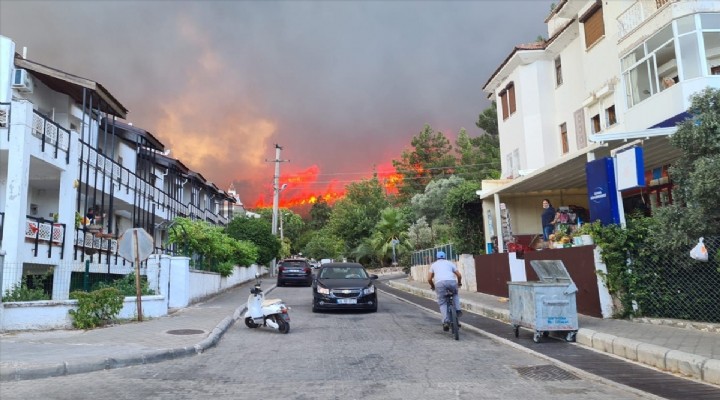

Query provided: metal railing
[411,244,456,266]
[24,216,66,259]
[31,110,71,164]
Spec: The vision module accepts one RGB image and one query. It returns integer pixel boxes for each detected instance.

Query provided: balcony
[617,0,675,39]
[24,217,66,259]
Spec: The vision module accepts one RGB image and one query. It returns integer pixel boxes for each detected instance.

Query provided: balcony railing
[0,102,10,140]
[32,110,71,164]
[617,0,675,38]
[24,216,66,259]
[0,211,4,247]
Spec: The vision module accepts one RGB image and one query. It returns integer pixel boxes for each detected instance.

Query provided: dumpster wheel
[565,331,577,342]
[533,331,542,343]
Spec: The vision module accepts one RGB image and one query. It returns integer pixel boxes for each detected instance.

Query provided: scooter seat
[263,298,283,307]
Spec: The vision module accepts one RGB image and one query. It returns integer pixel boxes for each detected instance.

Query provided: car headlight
[317,286,330,295]
[364,285,375,295]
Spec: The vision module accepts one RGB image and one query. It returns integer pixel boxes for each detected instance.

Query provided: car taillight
[278,266,285,273]
[304,267,310,273]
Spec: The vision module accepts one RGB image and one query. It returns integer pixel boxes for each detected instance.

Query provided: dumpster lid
[529,260,573,282]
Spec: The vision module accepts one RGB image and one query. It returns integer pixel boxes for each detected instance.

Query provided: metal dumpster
[508,260,579,343]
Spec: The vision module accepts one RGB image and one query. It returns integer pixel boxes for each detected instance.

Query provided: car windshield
[320,267,368,279]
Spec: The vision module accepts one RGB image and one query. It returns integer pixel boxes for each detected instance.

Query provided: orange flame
[253,162,402,209]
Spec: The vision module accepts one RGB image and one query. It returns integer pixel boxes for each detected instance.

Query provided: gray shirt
[430,259,458,282]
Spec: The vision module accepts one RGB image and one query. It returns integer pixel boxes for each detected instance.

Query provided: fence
[0,262,146,301]
[411,244,456,266]
[630,235,720,323]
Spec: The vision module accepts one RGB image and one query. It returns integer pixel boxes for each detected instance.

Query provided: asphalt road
[0,285,655,400]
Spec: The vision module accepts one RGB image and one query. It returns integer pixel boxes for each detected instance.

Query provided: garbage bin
[508,259,579,343]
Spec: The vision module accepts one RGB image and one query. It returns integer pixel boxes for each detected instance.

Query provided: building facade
[480,0,720,252]
[0,35,237,299]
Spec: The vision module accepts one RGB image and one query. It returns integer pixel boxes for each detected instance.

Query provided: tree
[652,87,720,244]
[455,128,501,180]
[407,216,433,250]
[225,216,280,266]
[303,229,345,260]
[308,197,332,230]
[445,180,485,254]
[410,175,465,227]
[352,207,412,267]
[392,124,456,201]
[327,177,389,252]
[475,101,499,136]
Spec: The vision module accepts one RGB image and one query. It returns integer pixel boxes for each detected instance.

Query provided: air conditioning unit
[12,69,34,93]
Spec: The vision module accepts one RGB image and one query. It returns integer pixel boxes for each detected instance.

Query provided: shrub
[1,277,51,302]
[94,273,155,296]
[68,288,124,329]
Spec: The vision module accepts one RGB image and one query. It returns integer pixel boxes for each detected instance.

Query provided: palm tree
[352,207,412,267]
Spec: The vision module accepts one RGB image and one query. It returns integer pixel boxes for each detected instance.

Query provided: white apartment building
[0,35,237,299]
[480,0,720,251]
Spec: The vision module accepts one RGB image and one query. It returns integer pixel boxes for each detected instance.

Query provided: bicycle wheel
[449,299,459,340]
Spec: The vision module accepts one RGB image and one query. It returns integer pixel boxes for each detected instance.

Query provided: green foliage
[652,87,720,242]
[2,277,50,302]
[407,216,433,250]
[303,229,345,260]
[578,216,658,317]
[475,101,499,136]
[309,197,332,230]
[226,216,278,266]
[392,124,456,201]
[352,207,412,267]
[410,175,465,226]
[327,178,389,251]
[93,273,155,296]
[68,288,124,329]
[455,128,501,180]
[444,180,485,254]
[168,217,258,275]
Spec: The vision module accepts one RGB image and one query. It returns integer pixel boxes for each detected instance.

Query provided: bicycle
[444,288,459,341]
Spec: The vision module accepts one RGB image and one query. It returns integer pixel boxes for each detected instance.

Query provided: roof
[479,127,682,199]
[102,118,164,151]
[15,55,128,118]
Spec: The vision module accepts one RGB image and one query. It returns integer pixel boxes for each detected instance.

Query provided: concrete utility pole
[267,144,288,276]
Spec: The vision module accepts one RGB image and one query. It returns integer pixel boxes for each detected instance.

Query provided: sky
[0,0,551,209]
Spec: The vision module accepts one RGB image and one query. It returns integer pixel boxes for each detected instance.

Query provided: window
[591,114,601,133]
[498,82,516,120]
[555,56,563,86]
[499,90,509,120]
[560,123,569,154]
[605,105,616,126]
[580,2,605,49]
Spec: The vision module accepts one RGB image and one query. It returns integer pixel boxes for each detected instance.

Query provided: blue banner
[586,157,621,225]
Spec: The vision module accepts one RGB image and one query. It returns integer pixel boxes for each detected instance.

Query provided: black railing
[0,211,5,246]
[31,110,71,164]
[24,215,66,259]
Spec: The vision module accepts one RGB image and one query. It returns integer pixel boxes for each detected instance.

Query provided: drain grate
[166,329,205,335]
[513,365,580,381]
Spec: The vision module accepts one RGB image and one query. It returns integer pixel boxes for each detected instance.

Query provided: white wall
[188,264,262,304]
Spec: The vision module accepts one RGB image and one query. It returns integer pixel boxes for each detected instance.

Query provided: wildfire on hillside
[253,162,402,209]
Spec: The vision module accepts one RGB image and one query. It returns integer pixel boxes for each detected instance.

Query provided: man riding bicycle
[428,251,463,331]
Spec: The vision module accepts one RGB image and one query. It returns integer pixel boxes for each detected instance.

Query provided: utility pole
[266,144,288,276]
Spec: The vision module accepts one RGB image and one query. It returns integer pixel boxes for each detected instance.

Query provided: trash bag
[690,237,708,262]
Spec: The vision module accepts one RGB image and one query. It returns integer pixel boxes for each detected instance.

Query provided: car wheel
[312,303,319,313]
[277,280,283,287]
[370,305,378,313]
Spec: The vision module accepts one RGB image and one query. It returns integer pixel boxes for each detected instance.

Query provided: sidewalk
[385,277,720,387]
[0,280,259,382]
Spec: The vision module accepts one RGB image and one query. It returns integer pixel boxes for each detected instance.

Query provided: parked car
[277,259,313,287]
[312,262,378,312]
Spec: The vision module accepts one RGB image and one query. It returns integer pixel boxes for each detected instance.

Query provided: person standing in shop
[541,199,556,241]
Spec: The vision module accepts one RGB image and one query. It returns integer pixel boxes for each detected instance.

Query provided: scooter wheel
[244,317,259,328]
[277,318,290,334]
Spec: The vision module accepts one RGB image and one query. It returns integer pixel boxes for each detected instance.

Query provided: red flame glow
[253,162,402,209]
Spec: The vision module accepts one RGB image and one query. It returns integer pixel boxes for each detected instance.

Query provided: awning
[479,127,682,199]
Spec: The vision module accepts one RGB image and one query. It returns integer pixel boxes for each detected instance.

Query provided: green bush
[68,288,124,329]
[2,277,51,302]
[93,273,155,296]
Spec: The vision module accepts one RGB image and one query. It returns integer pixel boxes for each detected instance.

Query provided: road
[0,285,653,400]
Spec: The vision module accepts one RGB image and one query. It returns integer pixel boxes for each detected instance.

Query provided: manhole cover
[513,365,580,381]
[166,329,205,335]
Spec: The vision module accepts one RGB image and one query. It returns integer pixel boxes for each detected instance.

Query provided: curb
[0,284,278,382]
[386,279,720,387]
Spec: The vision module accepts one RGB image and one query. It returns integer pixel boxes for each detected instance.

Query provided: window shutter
[500,90,509,120]
[581,4,604,48]
[508,84,516,114]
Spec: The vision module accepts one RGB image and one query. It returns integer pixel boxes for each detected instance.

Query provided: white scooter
[244,274,290,334]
